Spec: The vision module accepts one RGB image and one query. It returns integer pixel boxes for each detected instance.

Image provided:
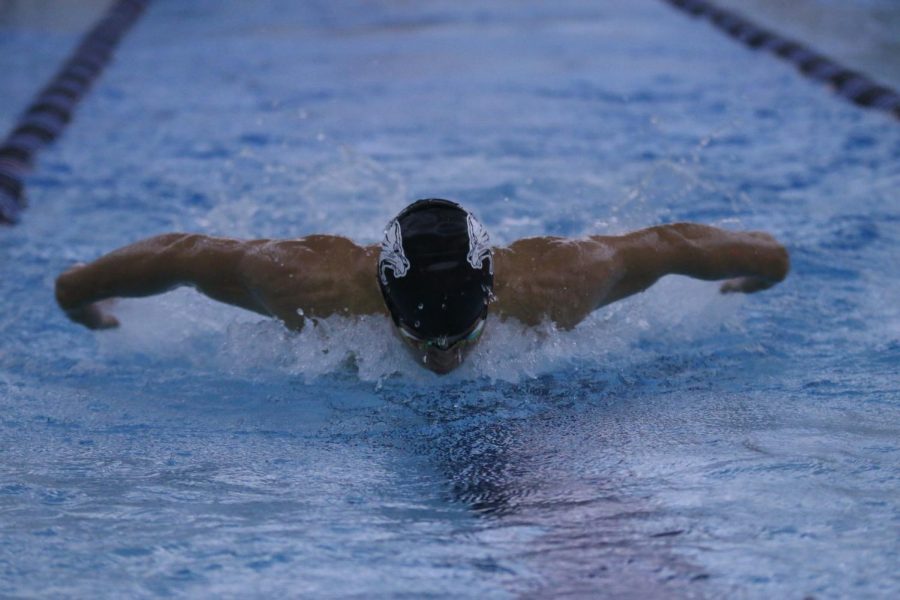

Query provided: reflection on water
[715,0,900,89]
[437,414,708,597]
[390,374,716,597]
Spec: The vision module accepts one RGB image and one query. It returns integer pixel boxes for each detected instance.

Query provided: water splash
[95,276,744,384]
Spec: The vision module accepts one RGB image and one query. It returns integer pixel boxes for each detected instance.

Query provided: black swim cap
[378,199,493,341]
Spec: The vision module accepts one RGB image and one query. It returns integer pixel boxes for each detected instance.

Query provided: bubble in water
[417,303,424,310]
[414,320,421,328]
[296,308,304,316]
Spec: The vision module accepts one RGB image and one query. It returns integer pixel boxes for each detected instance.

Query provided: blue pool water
[1,0,899,597]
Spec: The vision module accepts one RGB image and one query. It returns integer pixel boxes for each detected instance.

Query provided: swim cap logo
[379,219,410,284]
[466,214,493,274]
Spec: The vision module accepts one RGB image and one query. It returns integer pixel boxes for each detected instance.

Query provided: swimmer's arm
[595,223,790,307]
[55,233,271,329]
[487,224,788,329]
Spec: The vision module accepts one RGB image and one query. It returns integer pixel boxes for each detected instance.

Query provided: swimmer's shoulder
[492,236,616,328]
[241,235,384,318]
[493,235,613,278]
[245,235,377,265]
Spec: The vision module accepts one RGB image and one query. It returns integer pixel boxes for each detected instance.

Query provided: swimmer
[55,199,789,374]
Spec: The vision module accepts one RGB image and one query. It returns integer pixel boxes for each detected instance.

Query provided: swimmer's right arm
[55,233,272,329]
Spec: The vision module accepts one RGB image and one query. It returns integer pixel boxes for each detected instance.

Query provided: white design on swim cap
[379,219,410,285]
[466,213,493,275]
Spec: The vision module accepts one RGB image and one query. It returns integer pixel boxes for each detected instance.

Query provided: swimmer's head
[378,199,494,374]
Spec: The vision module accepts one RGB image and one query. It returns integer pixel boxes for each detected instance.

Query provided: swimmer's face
[394,317,486,375]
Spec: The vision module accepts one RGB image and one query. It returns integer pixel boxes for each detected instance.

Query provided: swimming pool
[1,0,898,597]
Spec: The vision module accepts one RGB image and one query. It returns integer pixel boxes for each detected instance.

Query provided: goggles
[397,317,486,352]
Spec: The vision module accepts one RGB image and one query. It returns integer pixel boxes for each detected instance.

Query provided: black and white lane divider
[0,0,152,225]
[661,0,900,121]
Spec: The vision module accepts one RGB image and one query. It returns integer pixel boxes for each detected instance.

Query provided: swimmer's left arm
[592,223,790,307]
[492,224,788,330]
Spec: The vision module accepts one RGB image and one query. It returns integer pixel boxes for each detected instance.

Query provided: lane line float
[661,0,900,121]
[0,0,152,225]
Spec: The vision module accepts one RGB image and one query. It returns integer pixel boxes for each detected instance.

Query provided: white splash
[95,276,744,385]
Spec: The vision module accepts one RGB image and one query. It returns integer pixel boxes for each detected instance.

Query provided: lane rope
[661,0,900,121]
[0,0,152,225]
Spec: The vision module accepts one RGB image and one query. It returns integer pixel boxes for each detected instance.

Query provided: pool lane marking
[660,0,900,121]
[0,0,152,225]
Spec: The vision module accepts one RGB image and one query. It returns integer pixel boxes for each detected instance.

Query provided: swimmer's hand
[56,264,120,329]
[719,234,789,294]
[720,276,778,294]
[63,299,120,329]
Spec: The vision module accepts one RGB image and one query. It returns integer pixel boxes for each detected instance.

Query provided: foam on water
[93,274,744,385]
